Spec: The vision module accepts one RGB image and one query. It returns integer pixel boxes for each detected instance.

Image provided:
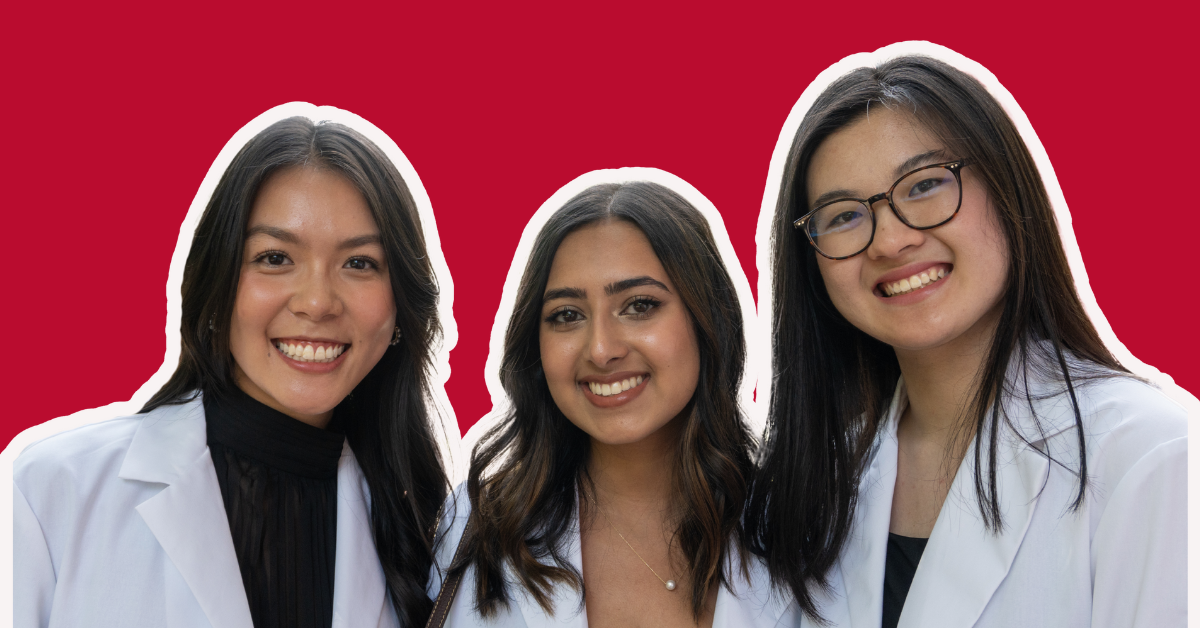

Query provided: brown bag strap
[425,520,472,628]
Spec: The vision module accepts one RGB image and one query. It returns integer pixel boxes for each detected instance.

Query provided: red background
[3,2,1197,447]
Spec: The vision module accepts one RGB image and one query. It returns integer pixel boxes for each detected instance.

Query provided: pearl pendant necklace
[595,501,678,592]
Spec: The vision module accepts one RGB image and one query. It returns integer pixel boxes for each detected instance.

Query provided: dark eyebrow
[339,234,381,250]
[245,226,381,250]
[543,287,586,302]
[605,276,671,296]
[893,149,950,178]
[245,225,299,244]
[809,149,952,210]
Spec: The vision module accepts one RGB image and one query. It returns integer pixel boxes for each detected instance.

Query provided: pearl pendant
[665,580,677,591]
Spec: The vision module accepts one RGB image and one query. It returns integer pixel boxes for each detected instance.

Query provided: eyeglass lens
[805,166,961,258]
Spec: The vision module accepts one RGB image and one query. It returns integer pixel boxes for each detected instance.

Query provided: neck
[892,304,1003,445]
[586,417,681,514]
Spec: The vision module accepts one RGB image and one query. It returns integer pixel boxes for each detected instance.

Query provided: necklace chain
[594,500,678,592]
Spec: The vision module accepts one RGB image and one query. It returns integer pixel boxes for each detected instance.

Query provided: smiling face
[229,166,397,427]
[539,219,701,448]
[807,108,1009,354]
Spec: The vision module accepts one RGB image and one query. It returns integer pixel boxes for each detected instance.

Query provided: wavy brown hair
[455,181,754,620]
[141,117,449,627]
[745,55,1127,621]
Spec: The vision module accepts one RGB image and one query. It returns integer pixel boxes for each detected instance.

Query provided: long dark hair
[745,55,1126,620]
[458,182,754,620]
[141,116,449,627]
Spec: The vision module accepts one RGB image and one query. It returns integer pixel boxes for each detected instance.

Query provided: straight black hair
[141,116,449,627]
[458,182,755,620]
[745,55,1125,621]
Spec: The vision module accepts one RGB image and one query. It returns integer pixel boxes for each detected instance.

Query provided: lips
[274,339,349,363]
[579,372,649,408]
[876,263,952,298]
[586,375,645,397]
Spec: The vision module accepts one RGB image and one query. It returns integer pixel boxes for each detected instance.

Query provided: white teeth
[276,342,346,363]
[885,267,948,296]
[587,376,646,397]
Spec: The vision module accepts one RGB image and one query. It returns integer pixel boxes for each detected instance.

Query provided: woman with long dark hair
[14,115,451,628]
[431,180,783,627]
[746,52,1188,627]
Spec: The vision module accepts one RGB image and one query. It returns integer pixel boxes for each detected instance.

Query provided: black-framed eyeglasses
[793,160,970,260]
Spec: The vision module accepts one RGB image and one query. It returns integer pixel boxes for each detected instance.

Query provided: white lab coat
[823,371,1188,628]
[13,395,400,628]
[426,487,801,628]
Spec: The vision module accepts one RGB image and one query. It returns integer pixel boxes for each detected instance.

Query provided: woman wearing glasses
[746,53,1188,628]
[429,180,786,627]
[14,115,452,628]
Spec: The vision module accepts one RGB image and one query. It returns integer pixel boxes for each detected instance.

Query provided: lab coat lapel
[837,383,904,628]
[714,546,797,628]
[120,397,255,628]
[511,511,587,628]
[897,367,1068,628]
[331,442,397,627]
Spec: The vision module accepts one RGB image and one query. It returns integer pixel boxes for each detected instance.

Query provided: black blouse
[204,388,345,628]
[882,532,928,628]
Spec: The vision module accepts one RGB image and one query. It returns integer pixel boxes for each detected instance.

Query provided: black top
[882,533,928,628]
[204,388,346,628]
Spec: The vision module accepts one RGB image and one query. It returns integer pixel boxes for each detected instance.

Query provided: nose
[866,200,925,260]
[289,266,343,321]
[586,313,629,367]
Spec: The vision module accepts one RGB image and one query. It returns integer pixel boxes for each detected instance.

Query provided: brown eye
[621,298,661,318]
[346,257,377,271]
[254,251,291,267]
[545,308,584,325]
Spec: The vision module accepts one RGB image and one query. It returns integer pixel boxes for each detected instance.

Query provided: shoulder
[1037,376,1189,503]
[429,482,473,589]
[1074,376,1187,455]
[14,399,204,497]
[15,414,143,488]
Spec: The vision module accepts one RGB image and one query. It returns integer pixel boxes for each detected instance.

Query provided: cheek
[964,200,1011,302]
[230,272,284,342]
[644,316,701,400]
[351,283,398,342]
[539,331,580,388]
[815,257,862,317]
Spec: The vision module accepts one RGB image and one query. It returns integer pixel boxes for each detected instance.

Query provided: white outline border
[460,168,765,469]
[751,41,1199,623]
[0,102,463,616]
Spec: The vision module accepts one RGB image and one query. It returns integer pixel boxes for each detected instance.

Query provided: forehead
[546,219,671,288]
[248,166,378,235]
[805,108,945,205]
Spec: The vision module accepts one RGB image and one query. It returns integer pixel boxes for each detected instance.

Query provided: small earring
[208,315,215,331]
[390,327,402,346]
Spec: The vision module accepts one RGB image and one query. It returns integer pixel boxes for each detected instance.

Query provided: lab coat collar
[118,393,396,628]
[839,376,1055,628]
[120,395,255,628]
[716,544,800,628]
[332,440,399,627]
[509,512,588,628]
